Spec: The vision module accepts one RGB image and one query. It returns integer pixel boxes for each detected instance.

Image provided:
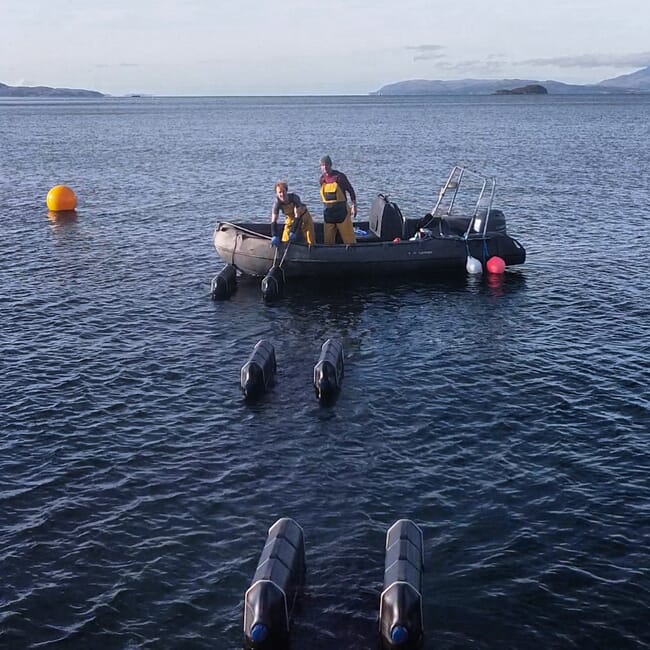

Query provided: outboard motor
[243,518,306,650]
[369,194,405,241]
[240,339,276,400]
[379,519,424,650]
[313,338,344,403]
[472,208,507,235]
[211,264,237,300]
[261,266,285,302]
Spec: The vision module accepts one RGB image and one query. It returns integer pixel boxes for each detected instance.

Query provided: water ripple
[2,96,650,649]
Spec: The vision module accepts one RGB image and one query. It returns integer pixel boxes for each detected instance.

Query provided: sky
[2,0,650,96]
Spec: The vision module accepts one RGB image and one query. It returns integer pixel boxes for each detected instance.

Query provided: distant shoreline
[373,66,650,95]
[0,82,104,98]
[4,64,650,98]
[2,87,650,100]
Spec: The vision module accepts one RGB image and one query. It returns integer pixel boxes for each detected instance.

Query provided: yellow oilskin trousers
[282,211,316,246]
[324,204,356,245]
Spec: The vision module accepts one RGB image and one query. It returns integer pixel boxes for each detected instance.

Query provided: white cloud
[518,52,650,69]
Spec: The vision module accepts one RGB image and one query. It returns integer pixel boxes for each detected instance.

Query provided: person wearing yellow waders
[319,155,357,245]
[270,180,316,247]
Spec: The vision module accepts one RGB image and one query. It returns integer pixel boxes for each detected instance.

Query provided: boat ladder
[430,165,496,238]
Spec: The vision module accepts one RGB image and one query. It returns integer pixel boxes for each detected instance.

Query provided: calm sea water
[1,95,650,649]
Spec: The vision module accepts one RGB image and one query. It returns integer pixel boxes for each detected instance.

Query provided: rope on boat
[278,242,291,268]
[464,236,490,265]
[269,241,290,269]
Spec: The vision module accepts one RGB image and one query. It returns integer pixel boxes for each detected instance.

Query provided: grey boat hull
[212,219,526,279]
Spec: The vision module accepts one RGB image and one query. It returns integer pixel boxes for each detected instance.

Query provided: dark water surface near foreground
[2,96,649,649]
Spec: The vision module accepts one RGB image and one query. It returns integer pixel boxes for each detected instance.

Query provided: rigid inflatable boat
[212,166,525,279]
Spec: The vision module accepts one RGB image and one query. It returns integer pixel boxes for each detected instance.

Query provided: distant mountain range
[3,66,650,98]
[0,82,104,97]
[373,66,650,95]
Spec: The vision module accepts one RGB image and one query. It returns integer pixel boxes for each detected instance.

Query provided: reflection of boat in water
[213,166,526,279]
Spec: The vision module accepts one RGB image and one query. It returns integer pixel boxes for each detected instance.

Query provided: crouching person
[270,180,316,246]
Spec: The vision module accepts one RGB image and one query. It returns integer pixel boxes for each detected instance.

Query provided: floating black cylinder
[313,338,344,402]
[261,266,285,301]
[379,519,424,650]
[211,264,238,300]
[241,339,276,400]
[243,518,306,650]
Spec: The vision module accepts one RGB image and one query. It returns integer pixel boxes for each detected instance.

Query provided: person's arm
[270,198,280,240]
[290,193,304,219]
[338,172,357,217]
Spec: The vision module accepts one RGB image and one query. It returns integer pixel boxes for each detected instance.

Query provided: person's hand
[288,231,297,242]
[271,235,280,247]
[351,204,357,219]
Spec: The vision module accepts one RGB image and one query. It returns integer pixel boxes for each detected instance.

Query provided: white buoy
[466,255,483,274]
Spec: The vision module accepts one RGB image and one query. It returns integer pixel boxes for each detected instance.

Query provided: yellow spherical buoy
[46,185,77,212]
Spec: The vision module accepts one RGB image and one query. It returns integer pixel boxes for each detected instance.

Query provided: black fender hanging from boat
[261,266,285,302]
[210,264,237,300]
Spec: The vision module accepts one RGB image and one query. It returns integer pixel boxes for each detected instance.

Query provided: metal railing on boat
[430,165,496,239]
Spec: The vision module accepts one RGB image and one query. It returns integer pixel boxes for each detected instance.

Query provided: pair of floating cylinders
[241,339,276,400]
[243,518,306,649]
[261,266,285,302]
[466,255,506,275]
[211,264,237,300]
[379,519,424,649]
[313,338,344,402]
[46,185,77,212]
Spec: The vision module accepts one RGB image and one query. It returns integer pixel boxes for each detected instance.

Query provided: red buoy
[486,256,506,274]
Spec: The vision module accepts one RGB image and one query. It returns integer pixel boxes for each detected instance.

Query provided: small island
[0,82,104,98]
[494,84,548,95]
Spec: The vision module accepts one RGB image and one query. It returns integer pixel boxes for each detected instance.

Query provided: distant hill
[0,82,104,97]
[374,67,650,95]
[598,66,650,90]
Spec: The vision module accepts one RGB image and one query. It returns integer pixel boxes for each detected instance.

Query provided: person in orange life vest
[319,155,357,245]
[270,180,316,247]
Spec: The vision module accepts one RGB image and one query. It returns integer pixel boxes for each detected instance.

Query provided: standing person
[319,155,357,245]
[270,180,316,246]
